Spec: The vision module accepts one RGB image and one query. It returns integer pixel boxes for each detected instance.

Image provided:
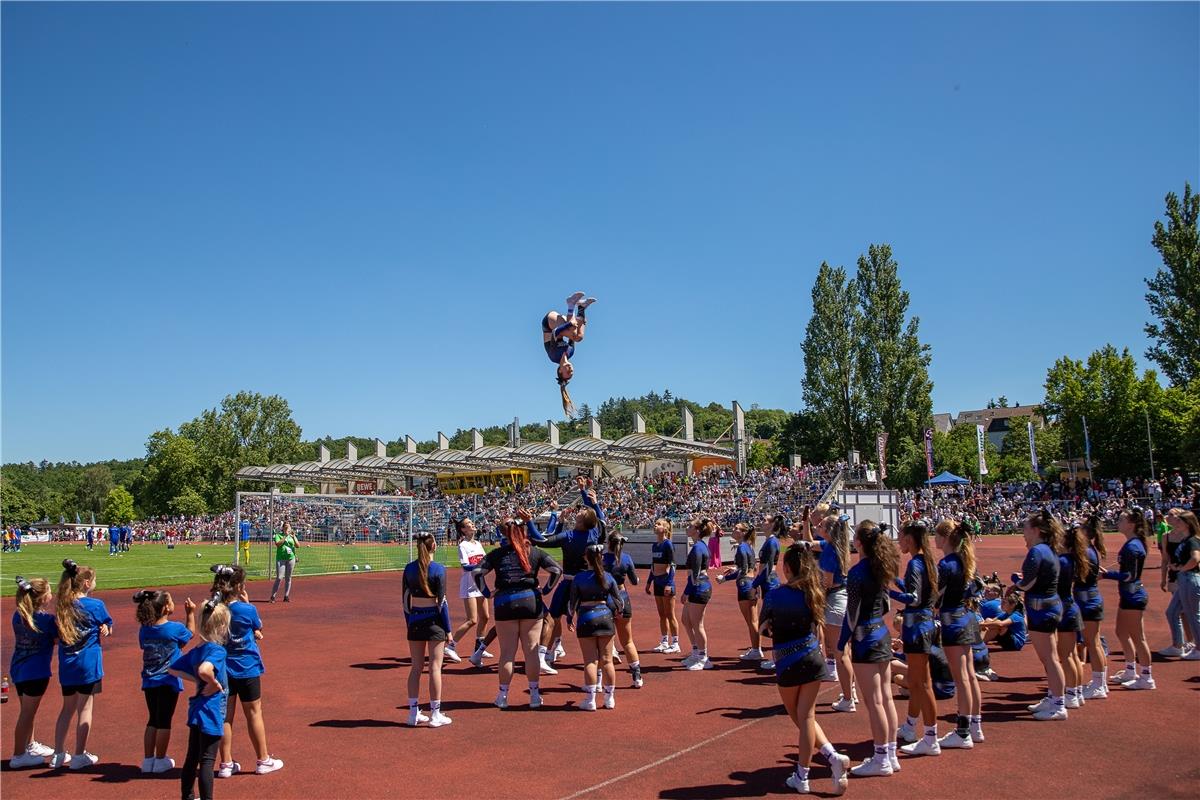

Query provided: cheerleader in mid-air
[541,291,596,416]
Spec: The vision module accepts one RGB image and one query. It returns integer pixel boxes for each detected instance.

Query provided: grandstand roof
[236,433,736,485]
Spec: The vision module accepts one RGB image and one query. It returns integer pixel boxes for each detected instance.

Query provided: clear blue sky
[3,2,1197,464]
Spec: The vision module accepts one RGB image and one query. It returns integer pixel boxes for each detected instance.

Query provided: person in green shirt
[270,521,299,603]
[1155,511,1170,549]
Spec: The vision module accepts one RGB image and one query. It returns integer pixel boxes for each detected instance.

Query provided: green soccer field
[0,541,466,596]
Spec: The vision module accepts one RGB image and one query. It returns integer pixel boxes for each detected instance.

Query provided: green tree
[73,464,114,516]
[855,244,934,475]
[1145,182,1200,386]
[169,487,208,517]
[747,441,773,470]
[137,430,205,515]
[103,486,135,524]
[1,482,39,525]
[801,262,864,457]
[776,410,838,465]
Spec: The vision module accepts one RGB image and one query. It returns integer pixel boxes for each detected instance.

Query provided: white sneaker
[579,693,597,711]
[9,751,46,769]
[823,662,838,682]
[901,738,941,756]
[1064,693,1080,709]
[529,690,543,709]
[538,657,558,675]
[27,740,53,758]
[760,659,775,671]
[566,291,587,307]
[1083,683,1109,700]
[49,752,71,769]
[1109,667,1136,684]
[216,761,240,778]
[406,709,429,726]
[153,757,175,773]
[828,753,850,795]
[69,751,99,770]
[632,675,644,689]
[651,640,670,653]
[740,647,764,660]
[1033,706,1068,721]
[578,297,597,310]
[603,691,615,709]
[969,722,985,743]
[831,695,857,713]
[785,772,811,794]
[1122,674,1157,690]
[938,730,974,749]
[686,657,710,671]
[141,756,157,774]
[428,712,452,728]
[443,645,462,664]
[255,757,284,774]
[888,751,901,772]
[481,649,495,658]
[1157,645,1186,657]
[1183,649,1200,661]
[553,642,567,660]
[495,692,508,709]
[468,650,484,668]
[612,650,622,664]
[665,643,682,654]
[849,755,892,777]
[681,652,700,667]
[1027,696,1054,713]
[896,722,917,744]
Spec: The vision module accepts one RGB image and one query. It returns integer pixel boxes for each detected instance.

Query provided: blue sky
[3,2,1197,464]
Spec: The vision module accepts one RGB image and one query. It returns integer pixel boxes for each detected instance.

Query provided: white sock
[886,742,897,758]
[552,637,562,650]
[1091,671,1104,686]
[923,724,937,740]
[498,684,509,696]
[538,645,548,658]
[795,765,810,781]
[430,700,442,713]
[408,697,419,710]
[603,685,615,696]
[906,715,918,728]
[818,742,836,759]
[671,636,679,645]
[698,650,707,659]
[1123,661,1135,672]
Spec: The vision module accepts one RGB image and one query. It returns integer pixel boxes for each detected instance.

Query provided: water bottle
[1,673,10,704]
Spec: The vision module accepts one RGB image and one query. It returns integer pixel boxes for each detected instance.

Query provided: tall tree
[102,486,135,524]
[1145,182,1200,386]
[137,430,206,515]
[73,464,114,515]
[801,262,864,458]
[855,244,934,466]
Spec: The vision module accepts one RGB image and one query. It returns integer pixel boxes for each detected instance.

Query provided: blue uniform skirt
[1118,581,1148,611]
[1057,600,1083,633]
[901,609,936,654]
[683,578,712,606]
[406,604,449,642]
[850,616,893,664]
[735,577,757,603]
[939,607,982,646]
[775,634,825,687]
[494,588,543,621]
[575,603,616,638]
[1025,595,1063,633]
[1073,587,1104,622]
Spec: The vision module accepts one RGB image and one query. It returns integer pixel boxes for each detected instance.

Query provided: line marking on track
[557,682,844,800]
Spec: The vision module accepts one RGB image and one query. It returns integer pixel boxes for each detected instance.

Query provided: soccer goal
[235,491,451,579]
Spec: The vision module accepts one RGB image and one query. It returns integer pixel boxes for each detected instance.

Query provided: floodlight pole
[1145,407,1156,482]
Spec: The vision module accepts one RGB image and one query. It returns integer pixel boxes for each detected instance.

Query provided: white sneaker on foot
[579,694,597,712]
[406,709,429,726]
[69,751,99,770]
[1027,696,1054,713]
[495,692,508,709]
[823,663,838,682]
[896,722,917,744]
[1122,674,1157,690]
[785,772,811,794]
[141,756,156,773]
[849,756,892,777]
[651,641,670,653]
[632,675,644,688]
[9,752,46,769]
[1033,706,1068,721]
[428,712,452,728]
[553,642,566,659]
[529,691,543,709]
[603,691,615,709]
[969,722,985,743]
[216,761,240,778]
[469,650,484,668]
[1064,693,1081,709]
[578,297,597,310]
[27,741,53,758]
[49,752,71,769]
[443,646,462,664]
[255,757,284,774]
[1183,649,1200,661]
[937,731,974,749]
[831,695,857,713]
[828,753,850,795]
[566,291,586,307]
[153,757,175,773]
[665,643,682,654]
[1083,683,1109,700]
[538,658,558,675]
[1109,667,1136,684]
[481,649,495,658]
[901,738,941,756]
[740,647,764,660]
[760,659,775,671]
[681,652,700,667]
[1157,645,1186,657]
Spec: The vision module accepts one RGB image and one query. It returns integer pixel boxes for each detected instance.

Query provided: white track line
[557,682,843,800]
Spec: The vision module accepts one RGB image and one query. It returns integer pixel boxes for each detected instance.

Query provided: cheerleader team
[9,506,1199,798]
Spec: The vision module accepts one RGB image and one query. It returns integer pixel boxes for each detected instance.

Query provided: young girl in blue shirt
[51,559,112,770]
[170,601,231,800]
[134,589,195,773]
[8,576,57,769]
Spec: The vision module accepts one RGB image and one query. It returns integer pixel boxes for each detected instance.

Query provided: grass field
[0,540,467,596]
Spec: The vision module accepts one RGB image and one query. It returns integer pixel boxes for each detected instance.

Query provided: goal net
[235,492,451,579]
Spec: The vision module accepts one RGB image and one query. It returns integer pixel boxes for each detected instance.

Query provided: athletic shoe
[481,649,494,658]
[1109,667,1136,684]
[632,675,644,689]
[495,692,508,709]
[553,642,567,660]
[1122,675,1157,690]
[49,752,71,769]
[1027,696,1054,713]
[740,647,764,660]
[529,691,543,709]
[969,722,985,743]
[828,753,850,795]
[612,650,622,664]
[1083,683,1109,700]
[1064,693,1080,709]
[937,731,974,749]
[468,650,484,668]
[831,695,857,713]
[142,756,157,773]
[9,752,46,769]
[702,657,715,670]
[681,651,700,667]
[603,691,616,710]
[255,757,284,774]
[27,740,53,758]
[428,712,452,728]
[566,291,586,307]
[974,670,992,682]
[69,752,99,770]
[1157,645,1186,657]
[153,757,175,773]
[538,657,558,675]
[686,657,709,671]
[579,694,597,712]
[896,722,917,744]
[1033,706,1068,721]
[1076,689,1086,706]
[1183,649,1200,661]
[651,640,670,653]
[849,756,892,777]
[216,761,240,778]
[406,709,429,727]
[823,662,838,682]
[443,645,462,664]
[785,772,811,794]
[578,297,597,310]
[888,751,901,772]
[901,738,941,757]
[760,659,775,671]
[665,643,682,654]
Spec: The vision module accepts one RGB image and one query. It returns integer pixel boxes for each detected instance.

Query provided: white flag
[976,424,989,476]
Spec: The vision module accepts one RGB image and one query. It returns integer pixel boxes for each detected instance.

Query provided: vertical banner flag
[1028,421,1039,474]
[976,424,989,476]
[923,428,935,478]
[1082,415,1093,473]
[876,432,889,480]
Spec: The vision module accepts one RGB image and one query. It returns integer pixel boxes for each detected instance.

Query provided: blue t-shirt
[57,597,113,686]
[224,601,264,678]
[1017,542,1059,601]
[239,521,251,542]
[979,598,1003,619]
[818,542,846,587]
[10,611,57,683]
[998,610,1028,649]
[140,621,193,691]
[109,526,120,542]
[170,642,229,736]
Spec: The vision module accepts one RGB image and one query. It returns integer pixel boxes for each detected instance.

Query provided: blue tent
[926,470,971,486]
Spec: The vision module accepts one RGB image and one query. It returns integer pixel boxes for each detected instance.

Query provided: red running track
[2,534,1197,799]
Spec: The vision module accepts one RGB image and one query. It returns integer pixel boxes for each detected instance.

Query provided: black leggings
[181,727,221,800]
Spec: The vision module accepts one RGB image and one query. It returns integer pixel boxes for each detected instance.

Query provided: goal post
[235,491,451,580]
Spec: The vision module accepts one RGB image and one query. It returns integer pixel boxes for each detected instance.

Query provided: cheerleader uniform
[648,537,677,597]
[473,544,562,621]
[682,539,712,606]
[1102,538,1148,611]
[403,560,451,641]
[720,541,758,601]
[752,535,781,593]
[761,584,825,686]
[1012,542,1062,633]
[889,556,935,654]
[603,551,638,619]
[1073,547,1104,622]
[937,553,982,646]
[568,570,622,638]
[1056,553,1083,635]
[458,538,486,599]
[838,560,893,663]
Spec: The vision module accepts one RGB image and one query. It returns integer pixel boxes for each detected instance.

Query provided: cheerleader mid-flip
[541,291,596,417]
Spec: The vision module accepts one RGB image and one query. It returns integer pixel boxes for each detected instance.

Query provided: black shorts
[615,589,633,620]
[61,680,102,696]
[901,614,936,655]
[406,616,449,642]
[575,604,616,638]
[735,578,757,603]
[850,620,892,664]
[777,651,826,687]
[652,573,675,598]
[940,609,982,647]
[1057,604,1083,634]
[494,588,544,621]
[1027,603,1063,634]
[144,685,181,728]
[1118,594,1148,611]
[683,582,711,606]
[15,677,50,697]
[227,675,263,703]
[548,580,572,618]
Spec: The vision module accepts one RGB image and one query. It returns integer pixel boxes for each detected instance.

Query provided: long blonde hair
[824,515,851,577]
[415,532,436,595]
[782,544,826,627]
[936,519,976,581]
[15,576,51,633]
[199,602,231,644]
[55,559,96,647]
